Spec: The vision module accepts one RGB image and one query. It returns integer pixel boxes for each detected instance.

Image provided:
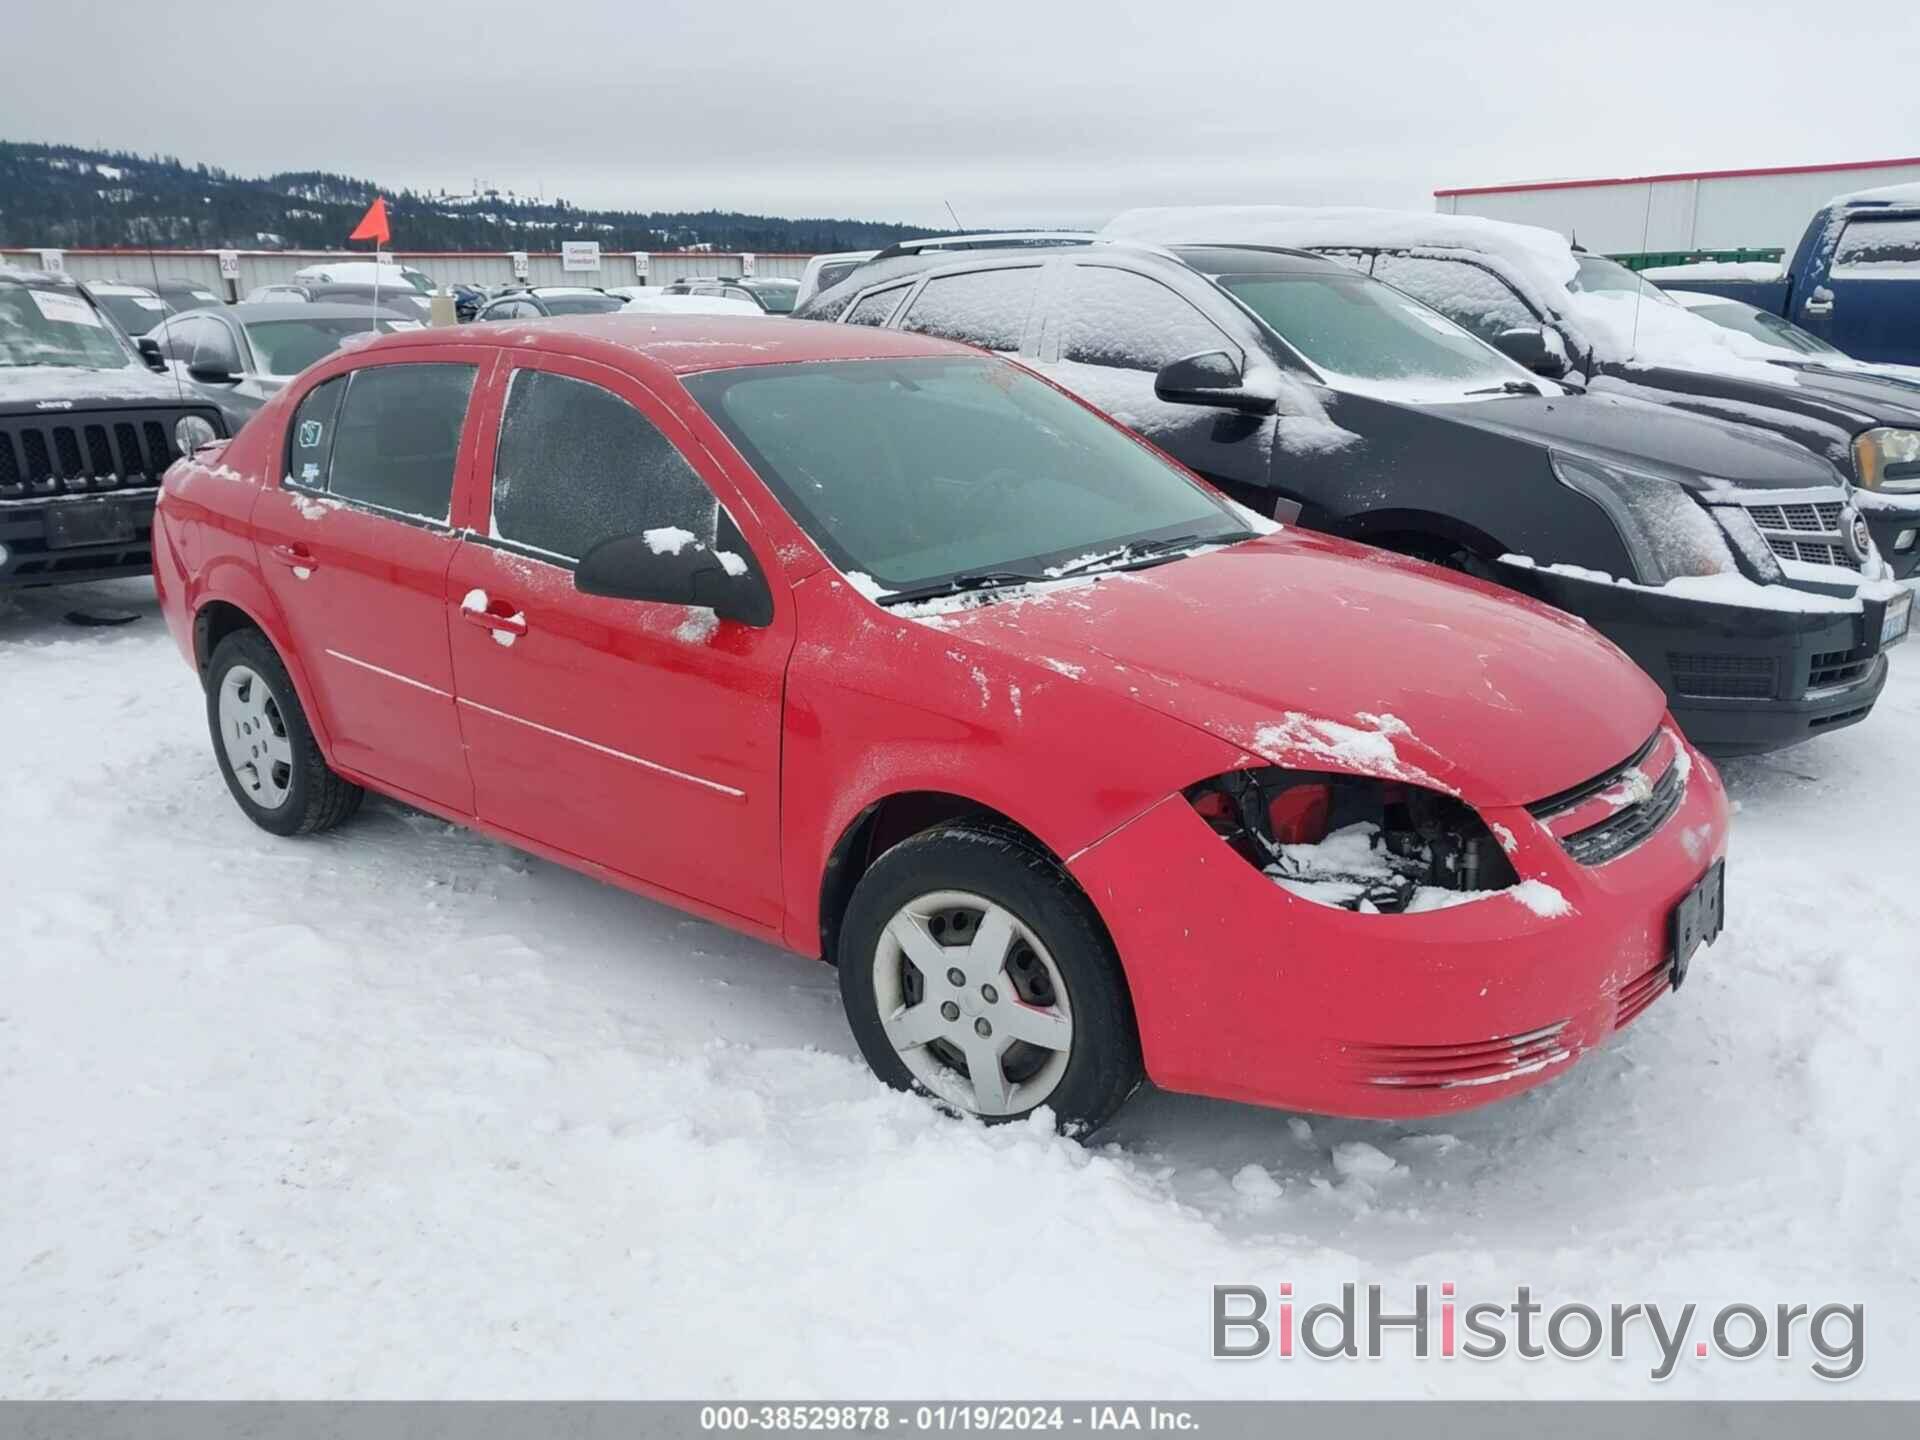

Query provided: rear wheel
[206,629,362,836]
[837,824,1142,1133]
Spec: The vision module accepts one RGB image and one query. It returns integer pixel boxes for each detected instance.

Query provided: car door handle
[459,590,529,639]
[269,543,316,577]
[1803,298,1833,316]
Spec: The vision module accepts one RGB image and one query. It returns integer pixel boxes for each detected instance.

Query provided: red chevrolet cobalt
[153,316,1728,1132]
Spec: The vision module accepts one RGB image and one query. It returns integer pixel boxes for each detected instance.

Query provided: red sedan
[152,315,1729,1131]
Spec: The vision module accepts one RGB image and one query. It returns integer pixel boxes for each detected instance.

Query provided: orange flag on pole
[348,196,391,246]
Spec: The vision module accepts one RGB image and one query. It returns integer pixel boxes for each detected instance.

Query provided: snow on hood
[901,530,1665,808]
[0,363,198,410]
[1103,205,1796,385]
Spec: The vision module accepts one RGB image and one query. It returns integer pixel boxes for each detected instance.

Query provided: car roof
[224,302,417,322]
[349,312,979,376]
[1166,244,1355,276]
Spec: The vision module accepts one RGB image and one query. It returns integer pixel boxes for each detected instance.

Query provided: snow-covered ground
[4,577,1915,1398]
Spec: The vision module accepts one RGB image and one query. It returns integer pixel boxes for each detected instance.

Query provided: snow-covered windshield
[0,285,135,369]
[685,356,1247,594]
[1568,255,1677,306]
[244,316,406,376]
[1219,273,1536,396]
[1676,299,1840,357]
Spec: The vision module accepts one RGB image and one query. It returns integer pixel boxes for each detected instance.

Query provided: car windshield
[1219,272,1535,395]
[0,285,135,369]
[244,316,404,376]
[1569,254,1677,306]
[684,356,1247,594]
[541,294,626,315]
[744,281,798,313]
[92,290,172,336]
[399,271,435,294]
[1685,300,1840,356]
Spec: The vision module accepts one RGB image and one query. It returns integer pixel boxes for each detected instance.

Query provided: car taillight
[1267,783,1331,845]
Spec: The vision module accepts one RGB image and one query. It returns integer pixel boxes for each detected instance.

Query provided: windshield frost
[0,286,134,370]
[1221,273,1534,393]
[685,357,1244,593]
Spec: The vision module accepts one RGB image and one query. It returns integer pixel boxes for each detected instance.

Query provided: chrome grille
[1558,761,1686,866]
[1742,497,1861,571]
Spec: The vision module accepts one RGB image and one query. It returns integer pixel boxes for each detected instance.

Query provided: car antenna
[944,200,965,232]
[140,224,191,413]
[1628,184,1654,359]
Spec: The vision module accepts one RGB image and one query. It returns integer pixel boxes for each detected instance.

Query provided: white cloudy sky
[6,0,1917,226]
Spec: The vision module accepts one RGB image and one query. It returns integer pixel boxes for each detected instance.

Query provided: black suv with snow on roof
[798,240,1911,757]
[1,268,225,589]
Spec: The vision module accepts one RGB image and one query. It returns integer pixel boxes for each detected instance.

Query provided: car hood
[1772,362,1920,422]
[916,529,1666,808]
[0,362,201,416]
[1425,389,1844,491]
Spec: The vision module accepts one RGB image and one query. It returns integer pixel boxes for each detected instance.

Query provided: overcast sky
[6,0,1916,228]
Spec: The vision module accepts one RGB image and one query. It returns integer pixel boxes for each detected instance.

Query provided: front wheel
[837,824,1142,1133]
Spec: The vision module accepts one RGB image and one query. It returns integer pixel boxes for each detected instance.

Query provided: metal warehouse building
[0,247,812,298]
[1434,154,1920,265]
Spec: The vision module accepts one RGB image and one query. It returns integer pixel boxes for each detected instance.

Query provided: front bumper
[1857,493,1920,581]
[0,489,159,589]
[1500,562,1894,757]
[1070,733,1730,1118]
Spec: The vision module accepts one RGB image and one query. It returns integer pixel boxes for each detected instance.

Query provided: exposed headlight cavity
[1549,454,1739,585]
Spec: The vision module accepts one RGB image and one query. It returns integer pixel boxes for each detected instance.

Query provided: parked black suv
[798,242,1910,756]
[1104,208,1920,580]
[1,268,226,589]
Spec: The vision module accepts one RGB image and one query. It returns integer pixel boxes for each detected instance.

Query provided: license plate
[1880,590,1912,649]
[45,502,136,550]
[1669,859,1724,991]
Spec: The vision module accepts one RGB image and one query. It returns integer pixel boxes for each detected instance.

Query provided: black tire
[838,822,1143,1134]
[205,628,363,836]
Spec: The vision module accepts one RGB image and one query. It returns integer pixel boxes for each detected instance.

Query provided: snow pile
[1496,553,1893,614]
[1640,260,1787,283]
[1247,711,1436,787]
[642,526,698,555]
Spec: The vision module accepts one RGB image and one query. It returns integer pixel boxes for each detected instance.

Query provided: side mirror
[1491,326,1570,379]
[1153,350,1280,413]
[575,522,774,627]
[188,360,241,384]
[137,336,167,373]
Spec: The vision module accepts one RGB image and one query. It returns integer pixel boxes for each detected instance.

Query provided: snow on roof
[1640,260,1787,283]
[624,293,763,316]
[1104,205,1581,290]
[1103,205,1792,383]
[1833,181,1920,207]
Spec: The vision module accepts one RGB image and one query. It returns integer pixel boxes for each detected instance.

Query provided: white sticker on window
[386,320,424,330]
[134,297,168,311]
[30,290,104,327]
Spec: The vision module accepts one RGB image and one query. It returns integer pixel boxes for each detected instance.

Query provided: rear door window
[1369,253,1538,344]
[898,267,1040,352]
[324,363,478,522]
[489,368,723,563]
[286,375,346,490]
[1832,216,1920,276]
[1059,265,1236,372]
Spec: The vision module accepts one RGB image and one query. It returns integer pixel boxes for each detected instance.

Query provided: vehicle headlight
[1549,454,1737,584]
[1854,427,1920,493]
[175,415,219,454]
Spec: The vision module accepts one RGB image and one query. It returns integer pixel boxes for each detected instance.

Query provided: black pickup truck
[1,267,225,589]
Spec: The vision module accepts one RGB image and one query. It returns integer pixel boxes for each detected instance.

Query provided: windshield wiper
[1046,530,1253,578]
[874,570,1048,607]
[1464,380,1542,397]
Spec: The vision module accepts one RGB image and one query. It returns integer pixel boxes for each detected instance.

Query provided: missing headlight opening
[1185,769,1520,914]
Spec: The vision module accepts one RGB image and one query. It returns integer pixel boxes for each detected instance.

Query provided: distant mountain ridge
[0,140,944,253]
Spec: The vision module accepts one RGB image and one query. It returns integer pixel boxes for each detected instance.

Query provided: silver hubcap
[873,889,1074,1117]
[218,664,294,810]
